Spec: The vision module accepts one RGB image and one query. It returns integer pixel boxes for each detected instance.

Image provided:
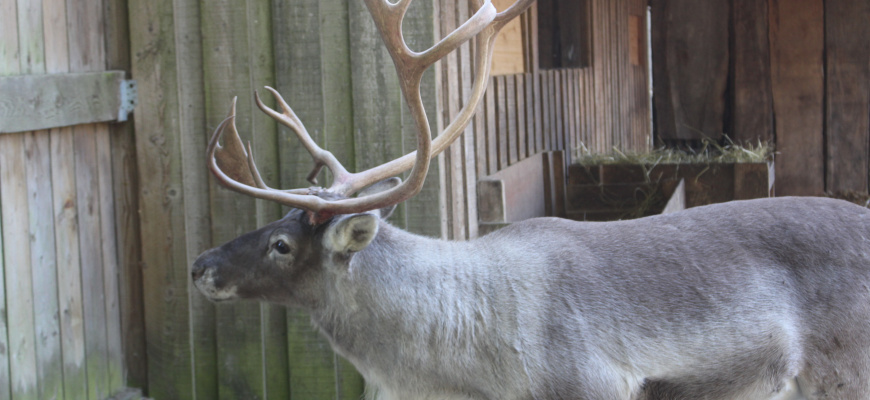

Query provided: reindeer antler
[208,0,536,224]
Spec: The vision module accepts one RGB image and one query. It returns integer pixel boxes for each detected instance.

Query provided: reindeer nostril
[191,264,206,281]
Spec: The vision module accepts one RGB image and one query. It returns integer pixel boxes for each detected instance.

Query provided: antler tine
[255,88,350,186]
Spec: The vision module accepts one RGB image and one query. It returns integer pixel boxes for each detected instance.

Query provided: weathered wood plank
[458,1,478,238]
[440,0,466,239]
[241,1,290,398]
[506,75,517,165]
[154,0,215,397]
[274,0,351,396]
[200,0,269,397]
[515,74,527,160]
[474,86,488,179]
[0,133,39,399]
[0,0,18,78]
[496,75,509,170]
[769,0,825,196]
[825,0,870,193]
[49,127,89,400]
[15,0,44,74]
[73,126,111,400]
[485,79,498,175]
[67,0,114,395]
[25,130,65,400]
[526,73,540,154]
[540,72,551,150]
[651,0,727,141]
[0,71,129,134]
[96,124,125,394]
[128,0,197,395]
[732,0,773,144]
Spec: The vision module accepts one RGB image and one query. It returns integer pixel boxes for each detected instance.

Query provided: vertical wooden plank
[16,0,44,74]
[525,4,539,74]
[0,134,38,400]
[548,70,559,151]
[506,75,518,165]
[49,129,89,400]
[825,0,870,193]
[0,4,11,387]
[515,74,527,160]
[524,73,536,156]
[769,0,825,195]
[129,0,197,395]
[163,0,217,397]
[496,75,509,170]
[320,0,364,395]
[200,0,268,397]
[439,0,466,239]
[651,0,729,141]
[540,72,551,150]
[95,125,124,394]
[554,70,564,152]
[26,130,65,400]
[566,70,576,161]
[732,0,774,144]
[43,1,88,397]
[274,0,355,395]
[457,1,478,238]
[527,72,544,154]
[243,1,289,398]
[474,92,488,179]
[67,0,113,395]
[73,127,110,400]
[102,0,149,390]
[485,81,498,175]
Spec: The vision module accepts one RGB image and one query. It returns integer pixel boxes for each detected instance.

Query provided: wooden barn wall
[651,0,870,196]
[0,0,141,398]
[441,0,653,239]
[128,0,439,398]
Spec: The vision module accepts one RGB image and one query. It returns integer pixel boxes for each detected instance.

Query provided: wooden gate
[0,0,143,399]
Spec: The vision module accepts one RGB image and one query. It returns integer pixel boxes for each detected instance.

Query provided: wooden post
[769,0,825,196]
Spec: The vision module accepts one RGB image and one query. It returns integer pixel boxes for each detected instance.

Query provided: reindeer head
[191,179,399,308]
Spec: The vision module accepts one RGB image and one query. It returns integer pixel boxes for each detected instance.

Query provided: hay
[573,137,774,166]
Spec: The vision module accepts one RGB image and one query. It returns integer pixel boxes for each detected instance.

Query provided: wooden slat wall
[0,0,137,398]
[440,0,652,239]
[652,0,870,196]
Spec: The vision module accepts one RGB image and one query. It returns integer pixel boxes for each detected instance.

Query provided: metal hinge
[118,79,138,122]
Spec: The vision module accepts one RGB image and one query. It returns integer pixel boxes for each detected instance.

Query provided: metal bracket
[118,79,138,122]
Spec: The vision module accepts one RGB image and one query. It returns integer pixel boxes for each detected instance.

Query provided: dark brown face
[190,209,330,308]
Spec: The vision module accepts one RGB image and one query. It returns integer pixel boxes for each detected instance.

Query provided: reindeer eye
[273,240,291,255]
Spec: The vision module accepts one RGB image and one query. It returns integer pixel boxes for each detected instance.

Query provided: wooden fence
[651,0,870,196]
[441,0,653,239]
[0,0,142,398]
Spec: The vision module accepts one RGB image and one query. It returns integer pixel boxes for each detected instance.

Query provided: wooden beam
[825,0,870,193]
[769,0,824,196]
[0,71,132,134]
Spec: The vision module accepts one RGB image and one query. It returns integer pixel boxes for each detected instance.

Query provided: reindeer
[191,1,870,399]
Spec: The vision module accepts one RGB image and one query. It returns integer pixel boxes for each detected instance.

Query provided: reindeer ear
[357,177,401,219]
[324,214,379,253]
